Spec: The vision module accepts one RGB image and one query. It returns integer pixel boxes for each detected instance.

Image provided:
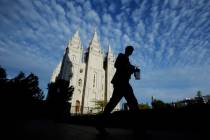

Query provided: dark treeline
[0,66,73,120]
[1,65,210,129]
[151,96,210,110]
[0,66,44,118]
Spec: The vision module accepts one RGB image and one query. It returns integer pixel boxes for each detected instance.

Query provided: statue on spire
[88,28,101,52]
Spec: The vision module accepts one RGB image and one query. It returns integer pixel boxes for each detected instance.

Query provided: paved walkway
[7,120,208,140]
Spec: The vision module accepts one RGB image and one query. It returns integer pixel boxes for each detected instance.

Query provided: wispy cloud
[0,0,210,102]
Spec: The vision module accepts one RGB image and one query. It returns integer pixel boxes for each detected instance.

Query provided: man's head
[125,46,134,56]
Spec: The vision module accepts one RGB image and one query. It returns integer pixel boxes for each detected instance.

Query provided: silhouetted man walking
[96,46,139,134]
[104,45,139,114]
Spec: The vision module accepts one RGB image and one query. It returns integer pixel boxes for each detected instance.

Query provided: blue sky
[0,0,210,104]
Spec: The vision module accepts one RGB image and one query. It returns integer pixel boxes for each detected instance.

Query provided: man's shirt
[111,53,135,85]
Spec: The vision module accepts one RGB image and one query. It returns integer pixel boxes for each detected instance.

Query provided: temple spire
[108,43,112,54]
[74,30,79,38]
[68,30,81,48]
[89,28,100,49]
[107,42,114,57]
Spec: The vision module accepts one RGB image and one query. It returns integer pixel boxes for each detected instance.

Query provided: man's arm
[128,63,136,74]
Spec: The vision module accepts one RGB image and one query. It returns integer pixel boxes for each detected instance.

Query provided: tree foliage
[151,99,171,109]
[138,103,151,110]
[0,66,6,80]
[46,79,74,119]
[0,66,45,118]
[0,66,44,104]
[47,79,74,103]
[196,90,202,97]
[92,99,107,112]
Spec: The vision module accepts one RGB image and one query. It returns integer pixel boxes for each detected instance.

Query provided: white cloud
[163,0,169,8]
[136,20,145,36]
[101,25,109,36]
[85,10,101,25]
[131,8,142,23]
[102,13,112,25]
[66,1,76,15]
[147,33,155,45]
[83,0,92,11]
[121,0,129,5]
[169,0,179,9]
[76,0,86,4]
[51,0,65,16]
[112,28,122,38]
[108,3,116,13]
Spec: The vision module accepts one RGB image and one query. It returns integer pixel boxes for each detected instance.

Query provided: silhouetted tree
[174,102,184,108]
[9,72,44,103]
[92,99,107,113]
[193,90,205,105]
[47,79,74,102]
[0,66,7,104]
[25,73,44,100]
[151,99,171,109]
[0,67,44,118]
[196,90,202,97]
[138,103,151,110]
[0,66,6,80]
[47,79,74,119]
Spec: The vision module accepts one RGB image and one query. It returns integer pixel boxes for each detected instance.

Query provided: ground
[4,120,208,140]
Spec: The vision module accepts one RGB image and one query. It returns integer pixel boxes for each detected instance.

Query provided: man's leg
[103,87,123,115]
[96,87,122,134]
[123,84,140,135]
[124,84,139,111]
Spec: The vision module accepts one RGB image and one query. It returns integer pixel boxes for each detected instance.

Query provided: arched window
[78,79,82,86]
[93,73,97,88]
[80,69,83,73]
[72,55,76,62]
